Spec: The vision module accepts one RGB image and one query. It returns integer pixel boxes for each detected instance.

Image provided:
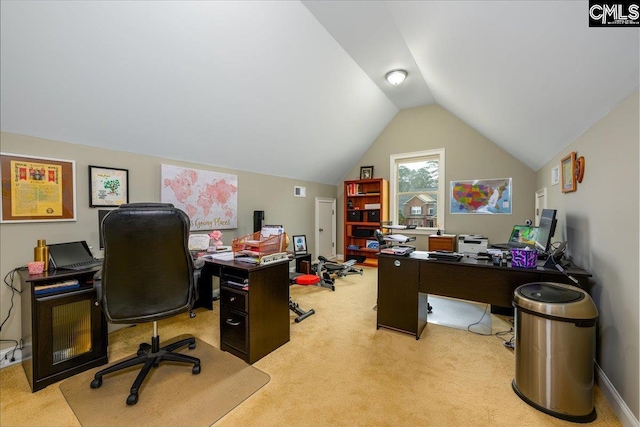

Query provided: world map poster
[161,164,238,231]
[450,178,512,214]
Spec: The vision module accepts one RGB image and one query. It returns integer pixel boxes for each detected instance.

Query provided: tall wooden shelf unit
[344,178,388,266]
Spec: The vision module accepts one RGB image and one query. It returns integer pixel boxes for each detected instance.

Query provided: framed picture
[551,166,559,186]
[89,165,129,207]
[561,152,576,193]
[360,166,374,180]
[1,152,77,223]
[293,235,307,255]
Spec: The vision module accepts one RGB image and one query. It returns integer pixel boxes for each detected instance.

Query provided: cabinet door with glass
[34,289,106,382]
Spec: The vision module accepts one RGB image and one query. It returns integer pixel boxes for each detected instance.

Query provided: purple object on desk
[510,248,538,268]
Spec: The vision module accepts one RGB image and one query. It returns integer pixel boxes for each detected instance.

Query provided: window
[390,149,445,232]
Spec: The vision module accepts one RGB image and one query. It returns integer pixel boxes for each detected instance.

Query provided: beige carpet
[59,337,269,427]
[0,266,623,426]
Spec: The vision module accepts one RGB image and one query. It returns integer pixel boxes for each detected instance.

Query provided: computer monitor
[535,209,557,253]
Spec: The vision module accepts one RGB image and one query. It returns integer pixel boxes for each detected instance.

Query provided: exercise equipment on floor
[288,273,317,322]
[312,256,362,290]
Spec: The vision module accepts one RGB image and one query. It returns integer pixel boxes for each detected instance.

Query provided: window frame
[389,148,445,235]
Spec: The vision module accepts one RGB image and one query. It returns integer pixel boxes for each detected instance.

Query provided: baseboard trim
[595,362,639,427]
[0,347,22,369]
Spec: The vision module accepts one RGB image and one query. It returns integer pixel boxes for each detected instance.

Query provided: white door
[315,198,336,260]
[534,188,547,226]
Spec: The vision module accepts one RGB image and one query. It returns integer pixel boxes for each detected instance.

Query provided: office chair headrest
[119,203,175,210]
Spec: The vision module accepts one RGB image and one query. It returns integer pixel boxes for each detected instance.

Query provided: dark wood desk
[198,258,290,364]
[377,252,591,339]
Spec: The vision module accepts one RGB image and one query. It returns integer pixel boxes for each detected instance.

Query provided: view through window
[390,149,445,231]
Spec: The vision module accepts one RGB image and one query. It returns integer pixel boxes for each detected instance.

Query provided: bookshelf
[344,178,388,266]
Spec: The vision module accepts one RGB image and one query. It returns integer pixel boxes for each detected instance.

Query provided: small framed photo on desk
[293,235,307,255]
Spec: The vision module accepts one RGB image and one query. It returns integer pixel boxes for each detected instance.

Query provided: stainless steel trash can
[512,282,598,423]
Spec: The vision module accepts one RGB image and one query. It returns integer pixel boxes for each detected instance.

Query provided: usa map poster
[450,178,512,214]
[161,164,238,231]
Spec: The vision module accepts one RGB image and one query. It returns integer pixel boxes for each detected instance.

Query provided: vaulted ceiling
[1,1,638,185]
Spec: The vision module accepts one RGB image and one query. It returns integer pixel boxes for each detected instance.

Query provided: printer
[458,234,488,254]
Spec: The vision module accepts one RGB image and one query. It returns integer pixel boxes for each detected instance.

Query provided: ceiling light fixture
[385,69,407,85]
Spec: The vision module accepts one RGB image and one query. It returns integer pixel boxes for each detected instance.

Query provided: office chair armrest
[93,269,103,303]
[192,258,205,303]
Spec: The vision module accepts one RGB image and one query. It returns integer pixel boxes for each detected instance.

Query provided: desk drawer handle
[394,260,401,267]
[229,296,236,302]
[226,318,241,326]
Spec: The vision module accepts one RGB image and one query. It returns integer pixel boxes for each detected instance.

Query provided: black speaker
[253,210,264,233]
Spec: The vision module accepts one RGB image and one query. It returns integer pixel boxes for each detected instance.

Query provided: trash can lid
[518,282,583,303]
[513,282,598,320]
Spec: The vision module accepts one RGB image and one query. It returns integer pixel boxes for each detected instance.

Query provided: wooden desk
[377,252,591,339]
[199,258,290,364]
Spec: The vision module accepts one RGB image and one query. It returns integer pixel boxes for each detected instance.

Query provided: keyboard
[427,251,463,261]
[59,259,103,271]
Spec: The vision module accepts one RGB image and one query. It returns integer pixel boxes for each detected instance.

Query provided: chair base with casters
[289,273,318,322]
[90,320,201,405]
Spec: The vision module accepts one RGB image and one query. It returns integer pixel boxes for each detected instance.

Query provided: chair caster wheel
[137,349,145,356]
[193,365,201,374]
[188,342,196,350]
[126,393,138,405]
[90,377,102,389]
[331,286,335,291]
[189,311,196,318]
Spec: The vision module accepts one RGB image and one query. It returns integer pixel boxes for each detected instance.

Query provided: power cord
[1,267,25,362]
[466,304,492,336]
[1,267,23,332]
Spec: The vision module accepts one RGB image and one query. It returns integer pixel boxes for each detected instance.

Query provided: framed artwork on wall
[89,165,129,207]
[551,166,559,186]
[561,152,577,193]
[0,152,77,223]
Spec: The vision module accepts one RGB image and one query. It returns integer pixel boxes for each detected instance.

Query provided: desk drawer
[220,286,248,312]
[220,306,248,354]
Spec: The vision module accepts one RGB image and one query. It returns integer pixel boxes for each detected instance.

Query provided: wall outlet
[0,348,22,368]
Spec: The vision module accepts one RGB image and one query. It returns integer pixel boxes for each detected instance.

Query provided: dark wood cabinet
[216,261,289,364]
[19,268,108,392]
[344,178,388,266]
[377,256,427,339]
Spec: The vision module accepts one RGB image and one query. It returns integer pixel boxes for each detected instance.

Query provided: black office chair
[90,203,201,405]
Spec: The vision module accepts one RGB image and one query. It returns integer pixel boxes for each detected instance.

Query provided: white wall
[0,132,337,351]
[536,90,639,424]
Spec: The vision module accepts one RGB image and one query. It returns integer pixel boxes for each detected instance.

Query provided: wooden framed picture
[1,152,77,223]
[360,166,374,180]
[561,152,576,193]
[293,235,307,255]
[89,165,129,207]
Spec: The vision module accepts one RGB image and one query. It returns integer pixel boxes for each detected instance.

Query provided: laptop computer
[48,241,103,271]
[491,225,538,250]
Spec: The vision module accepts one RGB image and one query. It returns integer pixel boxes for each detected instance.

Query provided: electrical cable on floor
[466,304,492,336]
